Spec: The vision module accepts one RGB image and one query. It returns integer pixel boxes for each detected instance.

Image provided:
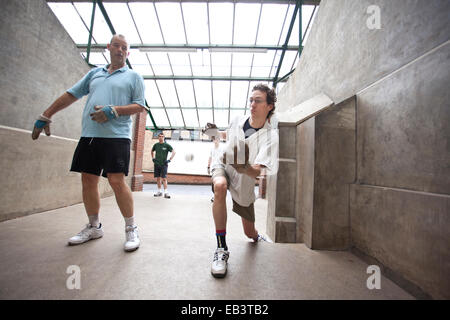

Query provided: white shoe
[253,234,272,243]
[124,225,140,252]
[68,223,104,245]
[211,248,229,278]
[154,191,163,197]
[164,192,171,199]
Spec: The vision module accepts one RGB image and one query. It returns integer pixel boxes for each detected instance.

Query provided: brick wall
[131,109,147,191]
[143,172,212,185]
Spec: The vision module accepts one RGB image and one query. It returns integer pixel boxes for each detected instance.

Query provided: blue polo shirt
[67,65,145,139]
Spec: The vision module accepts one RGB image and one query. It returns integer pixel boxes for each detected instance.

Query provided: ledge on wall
[277,93,334,126]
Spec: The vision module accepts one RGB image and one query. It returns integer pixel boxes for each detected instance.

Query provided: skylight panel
[302,5,319,45]
[147,52,173,76]
[165,109,185,127]
[212,81,230,109]
[233,3,261,45]
[128,3,163,44]
[211,53,231,77]
[156,80,179,107]
[230,109,245,122]
[198,109,213,128]
[231,53,253,77]
[287,7,300,46]
[155,2,186,44]
[128,51,153,75]
[214,109,230,128]
[193,80,212,108]
[277,51,297,79]
[73,2,111,44]
[230,82,249,109]
[147,108,169,127]
[209,3,233,45]
[256,4,289,46]
[190,50,211,77]
[145,80,163,107]
[251,51,276,77]
[278,4,296,47]
[103,3,141,44]
[169,53,192,76]
[48,3,90,44]
[182,3,209,44]
[182,109,199,128]
[174,81,196,108]
[84,52,108,65]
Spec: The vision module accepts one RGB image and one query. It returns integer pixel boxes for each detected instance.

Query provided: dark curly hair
[252,83,277,118]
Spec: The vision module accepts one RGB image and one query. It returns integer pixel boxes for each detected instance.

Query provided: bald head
[107,34,129,69]
[110,34,129,48]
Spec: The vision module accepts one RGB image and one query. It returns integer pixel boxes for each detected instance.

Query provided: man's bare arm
[42,92,78,118]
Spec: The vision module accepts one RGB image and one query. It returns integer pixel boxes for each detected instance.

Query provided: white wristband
[111,106,119,118]
[38,114,52,123]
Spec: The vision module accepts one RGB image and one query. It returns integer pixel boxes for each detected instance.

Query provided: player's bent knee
[213,182,227,196]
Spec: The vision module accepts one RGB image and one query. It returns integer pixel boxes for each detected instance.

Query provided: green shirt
[152,142,173,166]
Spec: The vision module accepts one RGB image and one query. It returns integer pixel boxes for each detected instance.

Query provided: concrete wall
[278,0,450,108]
[273,0,450,299]
[0,0,118,221]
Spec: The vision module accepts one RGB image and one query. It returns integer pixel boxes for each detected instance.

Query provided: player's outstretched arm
[32,92,78,140]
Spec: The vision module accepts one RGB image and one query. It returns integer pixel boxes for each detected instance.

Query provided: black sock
[216,230,228,251]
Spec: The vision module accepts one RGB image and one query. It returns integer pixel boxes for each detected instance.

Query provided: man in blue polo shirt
[32,34,145,252]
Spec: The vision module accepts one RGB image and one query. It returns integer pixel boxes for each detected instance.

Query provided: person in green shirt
[151,132,176,198]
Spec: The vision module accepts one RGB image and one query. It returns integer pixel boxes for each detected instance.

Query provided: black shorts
[154,164,168,178]
[70,137,131,178]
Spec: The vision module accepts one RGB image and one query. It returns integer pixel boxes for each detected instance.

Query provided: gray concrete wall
[0,0,87,138]
[0,0,121,220]
[274,0,450,299]
[311,98,356,249]
[278,0,450,109]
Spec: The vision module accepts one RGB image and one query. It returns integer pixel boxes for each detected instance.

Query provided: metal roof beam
[142,75,282,82]
[77,44,300,51]
[47,1,320,5]
[272,0,301,87]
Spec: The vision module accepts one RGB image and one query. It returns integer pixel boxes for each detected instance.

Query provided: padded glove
[32,114,52,140]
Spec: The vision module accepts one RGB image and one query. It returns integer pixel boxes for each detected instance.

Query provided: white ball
[185,153,194,162]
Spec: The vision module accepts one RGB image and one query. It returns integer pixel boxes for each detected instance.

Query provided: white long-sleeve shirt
[212,115,279,207]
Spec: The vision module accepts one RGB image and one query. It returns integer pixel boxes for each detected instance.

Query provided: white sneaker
[164,192,171,199]
[68,223,104,245]
[124,225,140,252]
[211,248,229,278]
[253,234,272,243]
[154,191,163,197]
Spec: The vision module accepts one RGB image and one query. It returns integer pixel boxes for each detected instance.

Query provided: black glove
[152,158,156,163]
[165,159,171,165]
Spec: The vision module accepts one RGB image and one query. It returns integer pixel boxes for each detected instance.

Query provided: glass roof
[47,1,319,130]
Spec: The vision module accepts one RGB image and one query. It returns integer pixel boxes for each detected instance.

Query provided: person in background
[152,132,176,199]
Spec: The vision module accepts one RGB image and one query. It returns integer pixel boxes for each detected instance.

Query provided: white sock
[124,216,135,227]
[88,214,100,228]
[164,188,168,194]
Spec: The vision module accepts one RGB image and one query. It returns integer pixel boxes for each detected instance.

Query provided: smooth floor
[0,184,414,300]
